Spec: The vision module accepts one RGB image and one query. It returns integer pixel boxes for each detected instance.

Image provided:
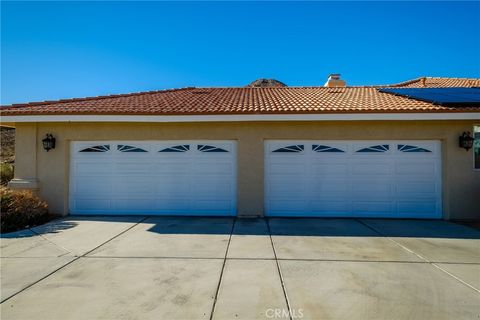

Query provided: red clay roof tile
[1,77,479,116]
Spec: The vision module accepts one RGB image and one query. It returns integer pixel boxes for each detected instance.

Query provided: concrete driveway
[1,217,479,320]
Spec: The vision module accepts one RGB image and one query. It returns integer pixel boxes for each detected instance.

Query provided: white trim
[1,113,479,123]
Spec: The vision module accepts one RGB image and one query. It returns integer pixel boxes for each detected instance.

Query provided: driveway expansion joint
[0,216,149,304]
[266,218,293,320]
[28,227,72,256]
[209,217,236,320]
[431,263,480,293]
[357,219,480,293]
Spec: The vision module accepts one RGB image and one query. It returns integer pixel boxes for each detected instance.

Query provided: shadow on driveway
[2,215,479,239]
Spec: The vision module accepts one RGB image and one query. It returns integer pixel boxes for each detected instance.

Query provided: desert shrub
[0,186,50,233]
[0,163,14,185]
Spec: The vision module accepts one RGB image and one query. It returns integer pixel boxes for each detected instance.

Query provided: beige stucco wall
[10,120,480,220]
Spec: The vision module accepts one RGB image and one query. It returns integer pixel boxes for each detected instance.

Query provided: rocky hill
[246,79,287,88]
[1,127,15,163]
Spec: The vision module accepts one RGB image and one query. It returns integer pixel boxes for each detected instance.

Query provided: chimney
[324,74,346,87]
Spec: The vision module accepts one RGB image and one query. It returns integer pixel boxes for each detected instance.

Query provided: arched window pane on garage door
[159,145,190,152]
[79,145,110,153]
[117,145,148,152]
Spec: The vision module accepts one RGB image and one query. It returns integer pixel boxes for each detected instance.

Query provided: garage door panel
[70,140,237,215]
[154,180,192,196]
[193,162,233,174]
[312,164,348,175]
[74,199,111,212]
[194,200,233,213]
[75,162,112,175]
[397,201,438,216]
[310,200,350,214]
[395,181,437,194]
[351,180,391,197]
[73,177,112,195]
[265,140,441,218]
[353,201,394,214]
[268,179,306,195]
[114,199,155,211]
[395,162,437,175]
[152,161,191,173]
[352,162,391,175]
[268,199,308,213]
[114,162,153,174]
[154,199,191,211]
[112,177,155,194]
[193,181,233,197]
[311,180,348,193]
[268,163,305,175]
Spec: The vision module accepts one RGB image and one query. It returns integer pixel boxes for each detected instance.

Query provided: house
[1,76,479,220]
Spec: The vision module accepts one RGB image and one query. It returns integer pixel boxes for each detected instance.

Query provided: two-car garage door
[70,139,442,218]
[70,141,237,215]
[265,141,442,218]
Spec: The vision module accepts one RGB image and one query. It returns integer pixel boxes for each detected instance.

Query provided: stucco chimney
[324,74,346,87]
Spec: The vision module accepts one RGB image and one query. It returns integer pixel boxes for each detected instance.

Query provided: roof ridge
[426,76,480,80]
[384,76,480,88]
[384,77,425,87]
[1,87,196,109]
[192,86,381,89]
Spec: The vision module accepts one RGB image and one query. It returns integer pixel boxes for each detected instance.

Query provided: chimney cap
[324,74,346,87]
[328,73,341,80]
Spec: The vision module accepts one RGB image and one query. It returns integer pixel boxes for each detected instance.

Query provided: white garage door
[70,141,237,215]
[265,141,442,218]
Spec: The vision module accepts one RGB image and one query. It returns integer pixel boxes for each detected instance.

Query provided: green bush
[0,163,14,185]
[1,186,50,233]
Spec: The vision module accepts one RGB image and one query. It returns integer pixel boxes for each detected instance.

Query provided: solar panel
[378,87,480,106]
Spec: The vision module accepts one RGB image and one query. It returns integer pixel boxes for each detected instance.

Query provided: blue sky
[1,1,479,105]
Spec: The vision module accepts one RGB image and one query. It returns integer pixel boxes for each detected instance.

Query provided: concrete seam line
[78,256,436,263]
[275,258,429,263]
[0,216,148,304]
[431,263,480,293]
[209,217,236,320]
[82,256,226,260]
[0,257,79,304]
[355,219,431,262]
[266,218,293,320]
[81,216,149,257]
[356,219,480,293]
[28,225,72,255]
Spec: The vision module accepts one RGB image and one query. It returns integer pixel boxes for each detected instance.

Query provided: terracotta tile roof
[387,77,480,88]
[1,77,479,116]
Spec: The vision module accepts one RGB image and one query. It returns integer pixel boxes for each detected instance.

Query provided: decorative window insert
[197,145,228,153]
[272,145,304,153]
[356,145,389,153]
[117,145,147,152]
[312,145,344,153]
[79,145,110,153]
[474,126,480,169]
[397,144,432,153]
[159,145,190,152]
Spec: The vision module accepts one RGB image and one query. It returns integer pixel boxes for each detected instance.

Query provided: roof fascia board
[1,113,479,123]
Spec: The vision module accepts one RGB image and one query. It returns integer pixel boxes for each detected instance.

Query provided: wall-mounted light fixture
[42,134,56,152]
[459,131,474,151]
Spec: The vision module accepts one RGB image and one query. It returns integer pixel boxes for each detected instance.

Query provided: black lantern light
[42,134,56,152]
[459,131,474,151]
